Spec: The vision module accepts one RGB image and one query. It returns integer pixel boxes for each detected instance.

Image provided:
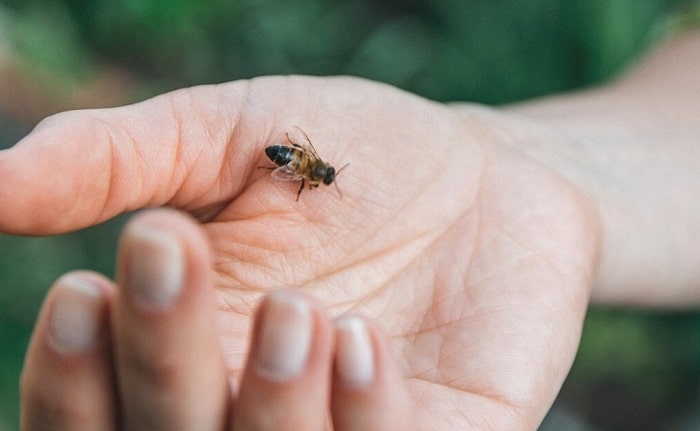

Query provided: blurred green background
[1,1,699,430]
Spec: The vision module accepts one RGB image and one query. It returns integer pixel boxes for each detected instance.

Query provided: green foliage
[3,2,92,86]
[2,0,690,101]
[566,309,700,429]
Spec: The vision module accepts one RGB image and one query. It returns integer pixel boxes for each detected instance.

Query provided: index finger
[0,81,255,235]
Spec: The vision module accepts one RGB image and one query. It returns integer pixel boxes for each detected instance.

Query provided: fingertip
[117,208,212,313]
[233,290,334,430]
[251,290,334,381]
[21,271,117,431]
[252,290,314,381]
[334,315,376,389]
[120,221,186,311]
[331,315,415,431]
[47,272,114,356]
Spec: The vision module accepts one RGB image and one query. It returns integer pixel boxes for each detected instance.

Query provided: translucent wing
[271,165,305,182]
[287,126,321,160]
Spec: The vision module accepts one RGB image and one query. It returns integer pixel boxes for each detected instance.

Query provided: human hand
[8,76,599,429]
[22,209,413,430]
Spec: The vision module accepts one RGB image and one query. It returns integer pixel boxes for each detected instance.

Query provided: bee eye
[323,167,336,185]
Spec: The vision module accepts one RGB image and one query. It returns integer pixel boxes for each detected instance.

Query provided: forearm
[507,30,700,306]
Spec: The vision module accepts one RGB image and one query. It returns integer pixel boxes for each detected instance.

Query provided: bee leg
[296,178,305,201]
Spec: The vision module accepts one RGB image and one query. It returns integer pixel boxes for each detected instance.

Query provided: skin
[8,30,700,430]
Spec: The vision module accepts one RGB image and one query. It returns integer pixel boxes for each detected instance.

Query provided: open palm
[6,76,598,429]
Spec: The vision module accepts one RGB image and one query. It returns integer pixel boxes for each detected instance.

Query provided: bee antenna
[334,162,349,199]
[334,181,343,199]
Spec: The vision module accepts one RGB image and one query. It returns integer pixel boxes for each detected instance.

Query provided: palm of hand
[5,76,598,428]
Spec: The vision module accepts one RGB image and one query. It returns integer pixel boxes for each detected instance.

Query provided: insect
[260,126,349,201]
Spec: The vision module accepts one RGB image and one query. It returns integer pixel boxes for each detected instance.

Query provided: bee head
[323,167,336,185]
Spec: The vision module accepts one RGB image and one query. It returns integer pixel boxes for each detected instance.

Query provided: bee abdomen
[265,145,295,167]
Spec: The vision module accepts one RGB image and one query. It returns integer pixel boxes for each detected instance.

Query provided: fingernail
[255,291,312,380]
[49,274,103,356]
[124,223,183,310]
[335,316,375,387]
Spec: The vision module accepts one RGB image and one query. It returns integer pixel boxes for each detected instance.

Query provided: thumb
[0,82,254,235]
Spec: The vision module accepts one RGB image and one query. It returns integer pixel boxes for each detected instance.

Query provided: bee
[260,126,349,201]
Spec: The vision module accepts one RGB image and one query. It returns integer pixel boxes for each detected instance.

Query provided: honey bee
[260,126,348,201]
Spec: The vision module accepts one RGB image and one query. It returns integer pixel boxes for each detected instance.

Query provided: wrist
[502,80,700,306]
